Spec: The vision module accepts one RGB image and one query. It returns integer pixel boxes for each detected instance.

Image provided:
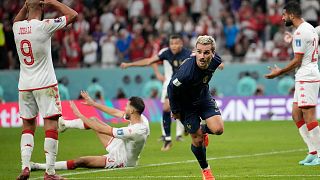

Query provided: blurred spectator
[52,36,63,67]
[155,15,173,34]
[142,75,162,98]
[0,22,8,69]
[244,43,263,64]
[62,29,81,68]
[301,0,319,27]
[277,75,295,96]
[144,34,161,58]
[128,0,144,18]
[267,8,283,39]
[149,0,163,18]
[129,24,146,61]
[87,77,105,101]
[100,5,115,33]
[223,16,239,55]
[236,72,257,96]
[0,0,318,69]
[100,31,117,68]
[73,13,90,40]
[116,29,132,62]
[190,0,206,22]
[82,35,98,67]
[272,26,290,61]
[208,0,223,20]
[91,24,105,61]
[3,19,17,69]
[58,77,70,100]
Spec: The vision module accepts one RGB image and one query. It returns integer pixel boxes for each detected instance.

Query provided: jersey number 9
[20,39,35,65]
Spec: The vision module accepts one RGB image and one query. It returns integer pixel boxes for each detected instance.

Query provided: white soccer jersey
[111,114,150,167]
[13,16,67,90]
[292,22,320,81]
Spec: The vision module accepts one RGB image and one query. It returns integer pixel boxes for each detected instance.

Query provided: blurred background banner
[2,96,320,128]
[0,98,163,128]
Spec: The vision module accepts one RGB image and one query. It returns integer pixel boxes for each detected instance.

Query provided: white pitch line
[62,175,201,179]
[36,174,320,179]
[30,148,306,180]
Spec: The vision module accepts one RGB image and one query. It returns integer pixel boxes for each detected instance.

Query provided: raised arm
[265,54,303,79]
[151,63,165,82]
[80,91,124,118]
[41,0,78,25]
[13,3,27,23]
[120,55,160,69]
[69,101,113,136]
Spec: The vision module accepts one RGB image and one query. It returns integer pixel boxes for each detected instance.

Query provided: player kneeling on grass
[31,91,149,170]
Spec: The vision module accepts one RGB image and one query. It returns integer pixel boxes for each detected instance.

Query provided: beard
[124,113,130,120]
[284,19,293,27]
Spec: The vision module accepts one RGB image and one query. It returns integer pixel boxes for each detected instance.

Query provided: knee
[191,134,204,146]
[208,124,224,135]
[214,128,224,135]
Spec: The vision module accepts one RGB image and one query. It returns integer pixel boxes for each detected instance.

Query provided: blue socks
[162,111,171,138]
[191,144,208,169]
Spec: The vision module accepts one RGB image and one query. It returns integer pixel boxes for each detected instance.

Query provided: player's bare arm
[151,63,165,82]
[80,90,124,118]
[120,55,160,69]
[69,101,113,136]
[13,3,27,23]
[265,54,303,79]
[41,0,78,25]
[218,63,224,70]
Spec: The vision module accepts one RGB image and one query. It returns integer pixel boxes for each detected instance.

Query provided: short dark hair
[129,96,145,115]
[283,1,301,17]
[169,34,182,40]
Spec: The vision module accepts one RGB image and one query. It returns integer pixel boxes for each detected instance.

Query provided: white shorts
[293,81,320,107]
[104,138,127,168]
[160,80,170,103]
[19,85,62,120]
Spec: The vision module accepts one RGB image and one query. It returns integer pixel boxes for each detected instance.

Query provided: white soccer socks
[307,121,320,157]
[296,120,316,154]
[44,130,58,175]
[21,130,34,170]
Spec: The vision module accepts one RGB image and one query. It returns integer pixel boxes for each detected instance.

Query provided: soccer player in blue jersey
[167,35,223,180]
[121,34,191,151]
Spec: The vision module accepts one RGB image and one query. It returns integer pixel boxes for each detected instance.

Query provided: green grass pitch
[1,121,320,179]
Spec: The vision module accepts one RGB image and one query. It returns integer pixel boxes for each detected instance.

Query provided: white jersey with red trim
[111,114,149,167]
[292,22,320,81]
[13,16,67,90]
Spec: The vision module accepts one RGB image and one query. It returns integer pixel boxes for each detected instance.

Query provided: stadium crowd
[0,0,319,70]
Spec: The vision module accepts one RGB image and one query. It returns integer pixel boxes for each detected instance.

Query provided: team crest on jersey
[117,129,124,135]
[203,75,209,83]
[173,60,179,67]
[54,17,63,23]
[295,39,301,47]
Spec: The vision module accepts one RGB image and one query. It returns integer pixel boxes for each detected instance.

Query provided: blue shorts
[180,99,221,134]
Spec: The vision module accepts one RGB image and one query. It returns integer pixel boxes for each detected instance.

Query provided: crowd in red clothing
[0,0,319,69]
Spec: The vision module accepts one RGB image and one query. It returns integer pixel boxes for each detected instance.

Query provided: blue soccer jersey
[167,54,222,113]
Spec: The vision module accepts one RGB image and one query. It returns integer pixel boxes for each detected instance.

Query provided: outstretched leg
[32,156,107,170]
